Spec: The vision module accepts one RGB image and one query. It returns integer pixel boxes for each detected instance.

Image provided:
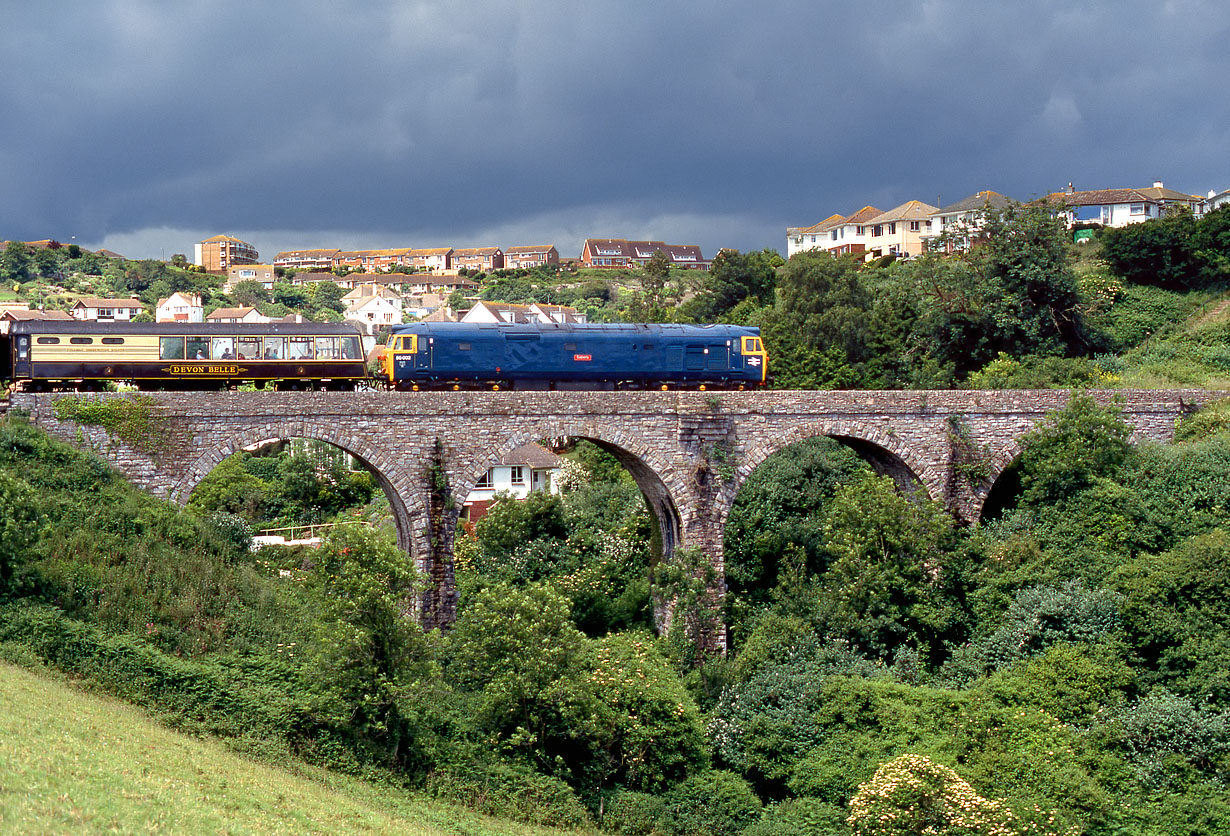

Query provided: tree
[309,526,438,769]
[681,248,780,322]
[444,582,600,778]
[0,241,31,283]
[1017,393,1133,507]
[231,279,270,307]
[758,251,873,388]
[817,473,960,660]
[973,204,1096,358]
[642,250,671,308]
[0,472,44,594]
[1101,209,1202,289]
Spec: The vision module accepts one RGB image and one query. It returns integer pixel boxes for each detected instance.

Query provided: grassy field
[0,661,588,836]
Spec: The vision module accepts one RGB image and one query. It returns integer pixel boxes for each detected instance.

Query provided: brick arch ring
[727,419,940,529]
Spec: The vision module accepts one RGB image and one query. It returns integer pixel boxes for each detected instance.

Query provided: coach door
[13,334,31,378]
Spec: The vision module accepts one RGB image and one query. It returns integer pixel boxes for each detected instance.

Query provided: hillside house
[580,239,709,270]
[155,292,204,323]
[505,245,560,268]
[453,247,504,273]
[864,200,938,259]
[71,297,144,321]
[1042,181,1202,228]
[343,284,404,334]
[461,442,563,522]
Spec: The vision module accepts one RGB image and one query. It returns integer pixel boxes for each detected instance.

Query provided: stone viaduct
[8,389,1216,630]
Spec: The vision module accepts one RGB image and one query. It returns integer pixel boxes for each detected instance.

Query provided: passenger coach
[382,322,768,390]
[4,321,366,390]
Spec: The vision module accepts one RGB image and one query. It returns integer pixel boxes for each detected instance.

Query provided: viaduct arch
[11,388,1219,634]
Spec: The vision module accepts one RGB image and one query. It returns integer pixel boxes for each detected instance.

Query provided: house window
[830,230,838,241]
[509,466,525,485]
[1130,203,1148,215]
[909,221,921,232]
[475,470,493,489]
[888,223,897,234]
[872,225,883,237]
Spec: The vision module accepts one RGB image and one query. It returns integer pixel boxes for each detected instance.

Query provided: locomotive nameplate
[573,354,592,362]
[168,364,241,375]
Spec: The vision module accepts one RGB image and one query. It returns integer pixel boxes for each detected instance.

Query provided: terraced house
[580,239,709,269]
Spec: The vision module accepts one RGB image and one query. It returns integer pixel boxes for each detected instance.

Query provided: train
[1,319,768,391]
[383,321,768,390]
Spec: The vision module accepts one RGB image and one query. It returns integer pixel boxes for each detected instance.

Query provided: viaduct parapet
[10,389,1215,631]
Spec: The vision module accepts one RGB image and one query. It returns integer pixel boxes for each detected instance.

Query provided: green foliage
[307,527,438,770]
[425,760,594,829]
[444,582,600,780]
[1175,397,1230,442]
[1101,208,1203,288]
[52,394,167,452]
[0,471,45,595]
[587,632,709,792]
[724,437,870,613]
[661,770,762,836]
[965,352,1105,389]
[760,252,872,388]
[817,473,961,660]
[680,248,779,322]
[601,789,667,835]
[1016,393,1133,507]
[1098,691,1230,790]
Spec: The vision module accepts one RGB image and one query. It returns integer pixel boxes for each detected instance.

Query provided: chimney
[1153,180,1164,189]
[1212,190,1219,199]
[1066,182,1075,194]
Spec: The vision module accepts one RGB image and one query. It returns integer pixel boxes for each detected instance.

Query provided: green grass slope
[0,660,587,836]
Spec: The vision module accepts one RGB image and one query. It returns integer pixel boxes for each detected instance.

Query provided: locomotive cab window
[160,337,185,359]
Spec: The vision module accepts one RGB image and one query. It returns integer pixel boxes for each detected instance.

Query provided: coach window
[262,337,286,360]
[237,336,261,360]
[338,336,360,359]
[211,337,235,360]
[288,336,314,359]
[315,337,338,359]
[159,337,185,359]
[185,337,209,360]
[70,337,93,344]
[36,337,60,344]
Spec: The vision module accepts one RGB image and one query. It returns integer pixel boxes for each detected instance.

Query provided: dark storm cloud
[2,0,1228,259]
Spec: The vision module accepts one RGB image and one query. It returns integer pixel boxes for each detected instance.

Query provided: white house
[926,190,1016,252]
[787,205,881,258]
[1203,188,1230,215]
[461,442,563,522]
[205,306,268,324]
[224,264,277,292]
[1043,181,1202,228]
[155,292,204,323]
[342,284,404,334]
[71,297,144,321]
[461,300,585,325]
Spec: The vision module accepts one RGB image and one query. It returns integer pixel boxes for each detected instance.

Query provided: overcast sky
[3,1,1227,262]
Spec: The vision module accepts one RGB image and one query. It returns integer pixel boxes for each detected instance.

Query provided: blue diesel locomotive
[381,322,768,390]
